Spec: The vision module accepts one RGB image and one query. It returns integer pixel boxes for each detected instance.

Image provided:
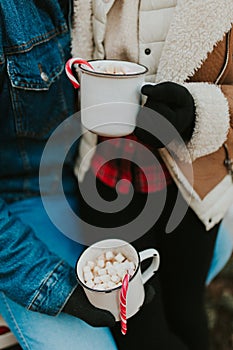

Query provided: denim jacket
[0,0,79,315]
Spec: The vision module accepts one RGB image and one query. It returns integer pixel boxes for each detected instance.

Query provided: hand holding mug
[75,239,159,324]
[134,82,196,147]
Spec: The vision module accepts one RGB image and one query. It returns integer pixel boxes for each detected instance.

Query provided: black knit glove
[62,285,115,327]
[63,283,155,327]
[134,82,196,148]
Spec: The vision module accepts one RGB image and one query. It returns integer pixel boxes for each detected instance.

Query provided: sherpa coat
[71,0,233,230]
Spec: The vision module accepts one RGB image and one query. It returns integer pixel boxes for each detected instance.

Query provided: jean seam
[28,260,66,314]
[2,293,30,350]
[4,25,68,55]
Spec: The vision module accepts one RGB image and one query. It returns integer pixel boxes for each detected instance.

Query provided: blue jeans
[206,204,233,285]
[0,196,117,350]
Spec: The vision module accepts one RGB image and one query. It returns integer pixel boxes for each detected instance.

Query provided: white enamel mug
[76,239,160,321]
[65,58,148,137]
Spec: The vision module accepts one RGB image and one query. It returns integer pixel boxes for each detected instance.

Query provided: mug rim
[75,239,140,294]
[79,59,148,78]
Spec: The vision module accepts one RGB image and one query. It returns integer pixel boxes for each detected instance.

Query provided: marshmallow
[95,283,105,290]
[93,266,100,274]
[97,259,105,268]
[111,275,121,283]
[106,266,117,276]
[115,253,125,263]
[93,276,102,284]
[85,280,95,289]
[100,275,111,283]
[83,265,91,273]
[107,281,117,289]
[105,251,114,260]
[98,268,106,276]
[106,261,113,268]
[84,271,94,282]
[82,249,136,291]
[87,260,95,269]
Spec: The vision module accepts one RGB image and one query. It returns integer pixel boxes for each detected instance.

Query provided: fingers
[63,285,116,327]
[144,283,156,305]
[88,306,116,328]
[137,102,176,127]
[135,104,177,147]
[77,285,116,327]
[141,82,192,106]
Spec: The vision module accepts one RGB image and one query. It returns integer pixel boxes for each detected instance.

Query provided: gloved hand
[63,283,155,327]
[62,285,116,327]
[134,81,196,148]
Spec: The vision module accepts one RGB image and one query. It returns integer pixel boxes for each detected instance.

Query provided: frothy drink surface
[94,64,137,75]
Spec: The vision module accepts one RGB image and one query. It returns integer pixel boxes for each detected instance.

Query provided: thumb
[141,83,158,97]
[144,283,156,305]
[141,81,191,106]
[86,303,116,328]
[63,285,116,327]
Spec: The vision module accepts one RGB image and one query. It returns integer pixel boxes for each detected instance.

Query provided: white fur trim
[168,83,230,162]
[156,0,233,83]
[71,0,94,59]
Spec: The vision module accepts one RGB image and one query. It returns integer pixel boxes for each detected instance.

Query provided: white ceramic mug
[76,239,160,321]
[65,58,148,137]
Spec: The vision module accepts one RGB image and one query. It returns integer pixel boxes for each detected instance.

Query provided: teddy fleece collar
[156,0,233,83]
[72,1,233,82]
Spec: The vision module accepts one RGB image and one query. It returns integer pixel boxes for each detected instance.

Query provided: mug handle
[65,57,94,89]
[139,248,160,285]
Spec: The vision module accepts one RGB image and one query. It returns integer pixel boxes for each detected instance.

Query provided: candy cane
[65,58,94,89]
[120,273,130,335]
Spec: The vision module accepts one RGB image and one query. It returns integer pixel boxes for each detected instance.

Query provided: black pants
[77,170,218,350]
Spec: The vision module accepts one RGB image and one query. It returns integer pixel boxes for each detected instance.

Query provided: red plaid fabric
[91,134,172,194]
[0,326,9,335]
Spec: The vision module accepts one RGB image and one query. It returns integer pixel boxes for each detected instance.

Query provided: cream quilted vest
[92,0,177,81]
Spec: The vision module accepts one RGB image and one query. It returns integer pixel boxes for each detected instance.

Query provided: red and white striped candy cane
[65,58,94,89]
[120,273,130,335]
